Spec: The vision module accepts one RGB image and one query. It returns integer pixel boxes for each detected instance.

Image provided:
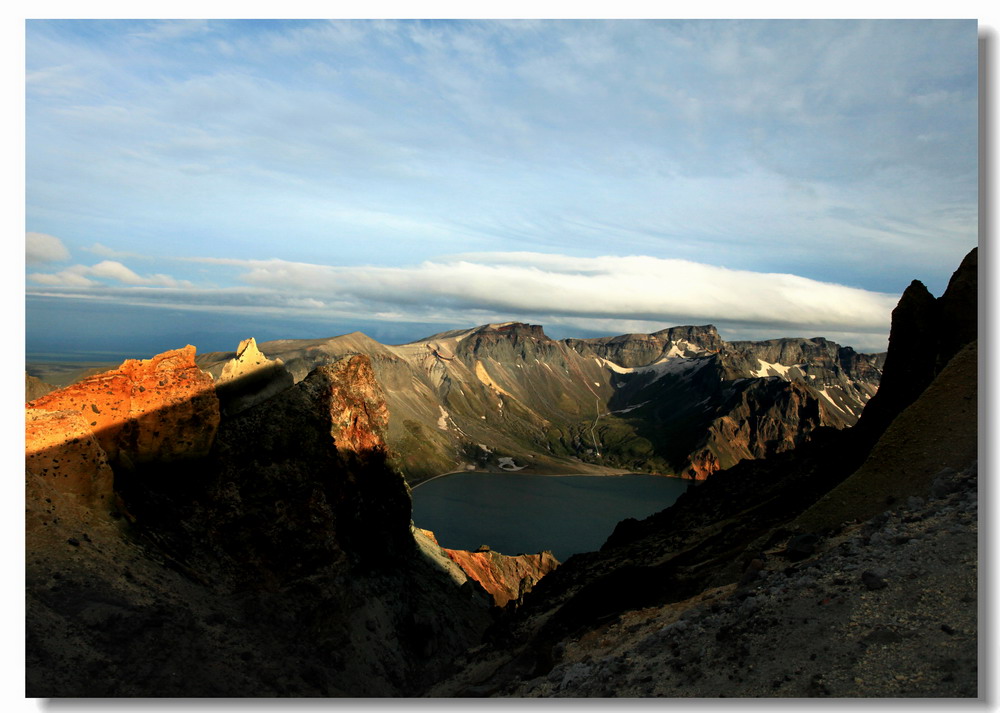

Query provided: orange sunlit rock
[441,544,559,608]
[28,346,220,465]
[25,408,115,506]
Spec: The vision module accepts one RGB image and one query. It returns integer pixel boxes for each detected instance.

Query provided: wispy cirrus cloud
[25,20,975,356]
[25,20,977,293]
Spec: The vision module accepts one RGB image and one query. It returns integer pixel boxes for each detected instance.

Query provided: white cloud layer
[230,253,898,332]
[26,251,898,351]
[28,260,191,288]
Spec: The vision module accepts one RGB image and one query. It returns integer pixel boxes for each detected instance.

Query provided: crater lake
[411,472,690,561]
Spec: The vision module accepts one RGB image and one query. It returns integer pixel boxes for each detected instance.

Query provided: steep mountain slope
[428,248,977,698]
[25,372,55,401]
[197,322,884,483]
[26,351,513,696]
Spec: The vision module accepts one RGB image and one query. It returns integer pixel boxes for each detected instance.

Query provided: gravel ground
[505,461,978,698]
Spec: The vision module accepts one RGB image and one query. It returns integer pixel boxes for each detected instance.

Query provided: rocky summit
[24,249,977,698]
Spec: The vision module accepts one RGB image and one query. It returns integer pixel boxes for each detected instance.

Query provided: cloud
[128,20,213,43]
[28,252,896,352]
[85,243,144,259]
[24,20,974,353]
[26,232,70,264]
[225,253,898,332]
[24,20,976,297]
[27,266,95,287]
[27,260,191,288]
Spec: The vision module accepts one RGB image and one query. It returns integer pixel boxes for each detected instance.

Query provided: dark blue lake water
[411,472,689,561]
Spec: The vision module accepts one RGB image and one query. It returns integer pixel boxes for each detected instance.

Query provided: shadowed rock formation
[25,408,115,507]
[25,351,494,697]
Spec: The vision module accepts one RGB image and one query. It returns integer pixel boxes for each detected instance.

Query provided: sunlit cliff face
[25,347,220,509]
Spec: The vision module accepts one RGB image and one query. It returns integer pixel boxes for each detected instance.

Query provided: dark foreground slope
[26,353,499,696]
[429,249,978,697]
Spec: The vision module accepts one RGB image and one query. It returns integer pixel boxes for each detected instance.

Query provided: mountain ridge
[195,322,884,483]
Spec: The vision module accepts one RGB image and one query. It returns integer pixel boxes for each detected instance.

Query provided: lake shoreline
[411,468,687,490]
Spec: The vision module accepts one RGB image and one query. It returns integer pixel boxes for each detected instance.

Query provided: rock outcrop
[684,378,823,479]
[26,351,494,697]
[25,408,115,507]
[444,547,559,608]
[418,530,559,608]
[27,346,219,467]
[566,325,724,367]
[215,337,294,415]
[197,355,411,578]
[853,247,977,446]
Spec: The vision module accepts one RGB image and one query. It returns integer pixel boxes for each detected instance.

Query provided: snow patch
[437,406,450,430]
[664,343,685,358]
[751,359,794,378]
[817,388,846,414]
[611,401,649,414]
[598,356,706,382]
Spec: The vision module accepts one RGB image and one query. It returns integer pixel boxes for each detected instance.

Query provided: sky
[23,18,979,356]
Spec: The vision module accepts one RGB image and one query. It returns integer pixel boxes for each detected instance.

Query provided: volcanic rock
[25,408,115,507]
[196,321,883,484]
[203,354,408,577]
[566,325,724,367]
[28,346,219,466]
[441,544,560,607]
[853,247,976,446]
[26,352,493,697]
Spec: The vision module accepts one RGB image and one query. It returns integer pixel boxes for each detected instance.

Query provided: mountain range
[196,323,885,483]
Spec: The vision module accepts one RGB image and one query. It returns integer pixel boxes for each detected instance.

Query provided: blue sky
[24,19,979,355]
